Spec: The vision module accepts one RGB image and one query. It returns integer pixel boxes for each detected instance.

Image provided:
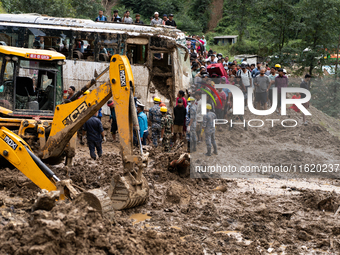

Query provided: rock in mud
[166,181,191,205]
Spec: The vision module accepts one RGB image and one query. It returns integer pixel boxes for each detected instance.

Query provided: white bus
[0,14,191,111]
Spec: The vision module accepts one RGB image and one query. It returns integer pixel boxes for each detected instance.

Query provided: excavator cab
[0,46,65,117]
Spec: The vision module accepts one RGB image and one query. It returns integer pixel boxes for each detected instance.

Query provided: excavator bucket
[100,54,149,210]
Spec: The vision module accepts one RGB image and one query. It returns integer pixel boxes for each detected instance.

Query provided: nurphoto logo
[201,84,311,128]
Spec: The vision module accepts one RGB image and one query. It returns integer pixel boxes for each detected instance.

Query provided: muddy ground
[1,107,340,254]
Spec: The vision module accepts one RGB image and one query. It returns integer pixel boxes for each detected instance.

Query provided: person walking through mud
[148,97,162,147]
[159,106,173,152]
[202,103,217,156]
[173,98,186,143]
[83,111,105,160]
[107,100,118,142]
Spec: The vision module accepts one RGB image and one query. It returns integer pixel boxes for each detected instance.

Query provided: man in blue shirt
[137,103,148,145]
[95,10,107,22]
[83,112,105,160]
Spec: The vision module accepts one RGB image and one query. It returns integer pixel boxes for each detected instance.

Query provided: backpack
[237,69,251,78]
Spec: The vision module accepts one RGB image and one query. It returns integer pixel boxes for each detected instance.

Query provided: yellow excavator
[0,46,148,213]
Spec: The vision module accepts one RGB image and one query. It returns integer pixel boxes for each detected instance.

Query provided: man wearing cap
[162,14,168,25]
[150,12,162,25]
[148,97,163,146]
[83,111,105,160]
[165,14,177,27]
[137,102,148,145]
[67,86,76,100]
[160,106,173,152]
[107,100,118,142]
[134,14,144,24]
[275,68,288,113]
[112,10,122,22]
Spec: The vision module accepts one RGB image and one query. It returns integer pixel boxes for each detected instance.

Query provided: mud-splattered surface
[1,106,340,254]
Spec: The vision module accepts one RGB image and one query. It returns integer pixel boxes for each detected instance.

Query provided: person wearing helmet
[148,96,163,146]
[275,64,281,69]
[201,103,217,156]
[275,68,288,113]
[187,97,197,152]
[268,66,278,107]
[217,53,223,59]
[159,106,173,152]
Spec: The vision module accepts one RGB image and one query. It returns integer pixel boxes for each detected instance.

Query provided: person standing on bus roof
[112,10,122,22]
[162,14,168,25]
[165,14,177,28]
[135,14,144,25]
[123,10,133,24]
[150,12,162,26]
[95,10,107,22]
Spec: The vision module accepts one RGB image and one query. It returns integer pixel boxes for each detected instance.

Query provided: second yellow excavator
[0,48,149,213]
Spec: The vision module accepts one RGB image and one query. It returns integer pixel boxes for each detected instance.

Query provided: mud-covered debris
[31,190,60,211]
[166,181,191,205]
[0,200,203,255]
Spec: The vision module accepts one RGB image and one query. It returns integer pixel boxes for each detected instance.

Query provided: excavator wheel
[108,174,149,210]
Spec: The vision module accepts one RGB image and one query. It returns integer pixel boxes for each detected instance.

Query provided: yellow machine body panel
[0,46,66,61]
[110,56,134,159]
[0,127,57,191]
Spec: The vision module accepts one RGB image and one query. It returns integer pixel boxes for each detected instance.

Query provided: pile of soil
[0,200,203,255]
[1,105,340,254]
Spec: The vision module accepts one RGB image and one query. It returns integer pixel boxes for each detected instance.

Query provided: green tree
[2,0,102,19]
[255,0,299,54]
[296,0,340,74]
[221,0,254,42]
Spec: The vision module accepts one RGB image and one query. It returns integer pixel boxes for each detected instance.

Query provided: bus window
[0,26,24,47]
[127,44,148,64]
[0,59,15,110]
[97,33,119,62]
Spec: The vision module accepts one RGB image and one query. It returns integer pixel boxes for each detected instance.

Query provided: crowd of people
[95,10,177,28]
[67,39,311,159]
[185,47,313,156]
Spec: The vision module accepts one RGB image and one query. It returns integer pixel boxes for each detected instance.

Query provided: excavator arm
[2,55,149,212]
[0,126,58,191]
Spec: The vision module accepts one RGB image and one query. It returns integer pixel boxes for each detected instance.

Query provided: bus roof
[0,14,185,42]
[0,46,66,60]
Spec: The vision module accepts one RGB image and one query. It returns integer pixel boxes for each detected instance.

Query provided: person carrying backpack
[237,64,252,107]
